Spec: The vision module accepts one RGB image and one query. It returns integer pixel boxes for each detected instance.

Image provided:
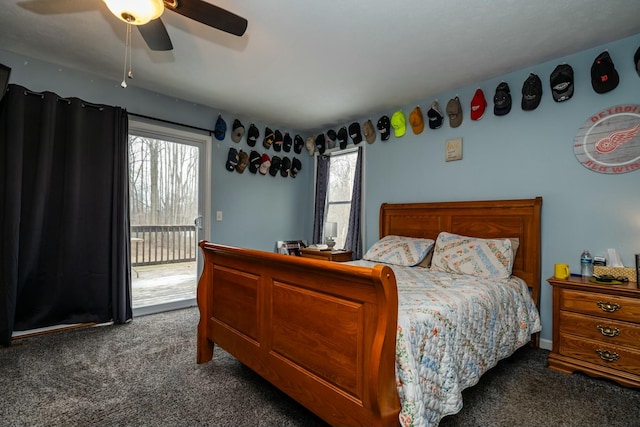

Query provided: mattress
[350,260,542,427]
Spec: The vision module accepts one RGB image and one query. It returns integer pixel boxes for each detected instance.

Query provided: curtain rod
[128,112,214,135]
[20,87,105,110]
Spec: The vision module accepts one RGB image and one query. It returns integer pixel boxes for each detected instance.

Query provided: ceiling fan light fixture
[103,0,164,25]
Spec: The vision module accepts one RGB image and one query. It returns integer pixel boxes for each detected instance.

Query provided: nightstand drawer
[559,311,640,347]
[559,333,640,376]
[561,289,640,323]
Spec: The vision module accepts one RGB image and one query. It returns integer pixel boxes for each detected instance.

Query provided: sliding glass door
[128,120,210,316]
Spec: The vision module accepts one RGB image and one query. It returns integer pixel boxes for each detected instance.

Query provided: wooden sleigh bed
[196,197,542,426]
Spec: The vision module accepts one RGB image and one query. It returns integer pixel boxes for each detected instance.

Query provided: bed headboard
[379,197,542,307]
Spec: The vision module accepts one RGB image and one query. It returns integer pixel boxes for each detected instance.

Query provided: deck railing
[131,225,197,266]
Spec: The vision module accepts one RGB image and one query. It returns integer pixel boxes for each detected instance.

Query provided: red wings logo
[595,121,640,154]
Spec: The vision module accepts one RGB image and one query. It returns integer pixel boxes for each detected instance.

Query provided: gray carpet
[1,307,638,427]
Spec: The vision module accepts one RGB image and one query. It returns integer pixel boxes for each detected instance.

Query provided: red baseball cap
[259,153,271,175]
[470,88,487,120]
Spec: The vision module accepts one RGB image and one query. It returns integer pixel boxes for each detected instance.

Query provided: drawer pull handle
[596,325,620,337]
[596,301,621,313]
[595,349,620,362]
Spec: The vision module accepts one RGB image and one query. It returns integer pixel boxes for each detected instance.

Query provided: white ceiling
[2,0,640,133]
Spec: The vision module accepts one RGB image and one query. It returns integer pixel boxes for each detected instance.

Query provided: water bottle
[580,250,593,278]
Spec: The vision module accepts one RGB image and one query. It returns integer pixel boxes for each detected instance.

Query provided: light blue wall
[3,33,640,347]
[0,49,314,252]
[359,33,640,346]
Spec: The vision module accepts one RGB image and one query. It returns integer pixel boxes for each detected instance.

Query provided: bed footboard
[196,242,401,427]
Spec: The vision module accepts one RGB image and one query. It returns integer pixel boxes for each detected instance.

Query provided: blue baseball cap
[214,115,227,141]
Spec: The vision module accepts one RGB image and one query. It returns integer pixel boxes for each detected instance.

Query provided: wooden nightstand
[299,248,353,262]
[547,275,640,388]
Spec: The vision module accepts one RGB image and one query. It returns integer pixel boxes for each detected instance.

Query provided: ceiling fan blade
[17,0,96,15]
[166,0,248,37]
[137,18,174,51]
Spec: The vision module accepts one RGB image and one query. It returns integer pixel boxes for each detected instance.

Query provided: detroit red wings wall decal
[573,104,640,174]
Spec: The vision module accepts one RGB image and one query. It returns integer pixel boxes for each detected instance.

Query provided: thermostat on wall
[445,138,462,162]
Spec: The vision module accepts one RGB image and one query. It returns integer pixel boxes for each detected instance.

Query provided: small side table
[547,274,640,388]
[299,249,353,262]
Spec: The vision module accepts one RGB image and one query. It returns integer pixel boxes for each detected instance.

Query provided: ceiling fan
[18,0,248,51]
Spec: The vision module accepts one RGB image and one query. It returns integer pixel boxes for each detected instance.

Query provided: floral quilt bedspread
[350,260,542,427]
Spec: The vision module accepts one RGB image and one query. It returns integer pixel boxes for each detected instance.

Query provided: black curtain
[0,84,131,346]
[312,154,330,245]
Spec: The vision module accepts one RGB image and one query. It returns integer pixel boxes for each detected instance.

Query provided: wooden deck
[131,261,197,308]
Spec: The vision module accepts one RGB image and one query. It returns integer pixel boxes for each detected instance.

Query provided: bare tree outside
[129,135,198,225]
[129,135,199,265]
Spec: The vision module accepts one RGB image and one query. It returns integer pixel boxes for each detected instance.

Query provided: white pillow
[430,232,515,279]
[363,235,435,267]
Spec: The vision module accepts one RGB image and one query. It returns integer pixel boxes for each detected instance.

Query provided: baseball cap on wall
[263,127,275,149]
[247,124,259,147]
[280,156,291,178]
[391,110,406,137]
[259,154,271,175]
[550,64,574,102]
[337,126,349,148]
[446,97,462,128]
[231,119,244,143]
[248,150,261,174]
[273,130,283,152]
[283,132,293,152]
[225,147,238,172]
[521,73,542,111]
[427,101,444,129]
[349,122,363,144]
[214,115,227,141]
[315,133,326,154]
[409,106,424,134]
[376,115,390,140]
[236,150,248,173]
[293,134,304,154]
[305,136,315,155]
[493,82,511,116]
[326,129,336,149]
[470,89,487,121]
[290,157,302,178]
[591,51,619,94]
[269,156,282,177]
[363,120,376,143]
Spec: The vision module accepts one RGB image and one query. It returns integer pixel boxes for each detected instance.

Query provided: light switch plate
[445,138,462,162]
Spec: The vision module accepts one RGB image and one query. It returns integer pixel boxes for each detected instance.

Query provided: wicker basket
[593,266,637,282]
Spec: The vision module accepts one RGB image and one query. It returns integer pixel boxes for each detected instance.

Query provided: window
[324,149,359,250]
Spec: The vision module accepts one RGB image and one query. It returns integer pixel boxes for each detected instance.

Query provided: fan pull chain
[128,22,133,80]
[121,21,133,88]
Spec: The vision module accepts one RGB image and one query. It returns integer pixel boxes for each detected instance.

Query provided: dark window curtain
[344,147,363,259]
[312,154,330,244]
[0,84,131,346]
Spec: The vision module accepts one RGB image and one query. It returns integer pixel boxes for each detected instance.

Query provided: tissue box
[593,266,637,282]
